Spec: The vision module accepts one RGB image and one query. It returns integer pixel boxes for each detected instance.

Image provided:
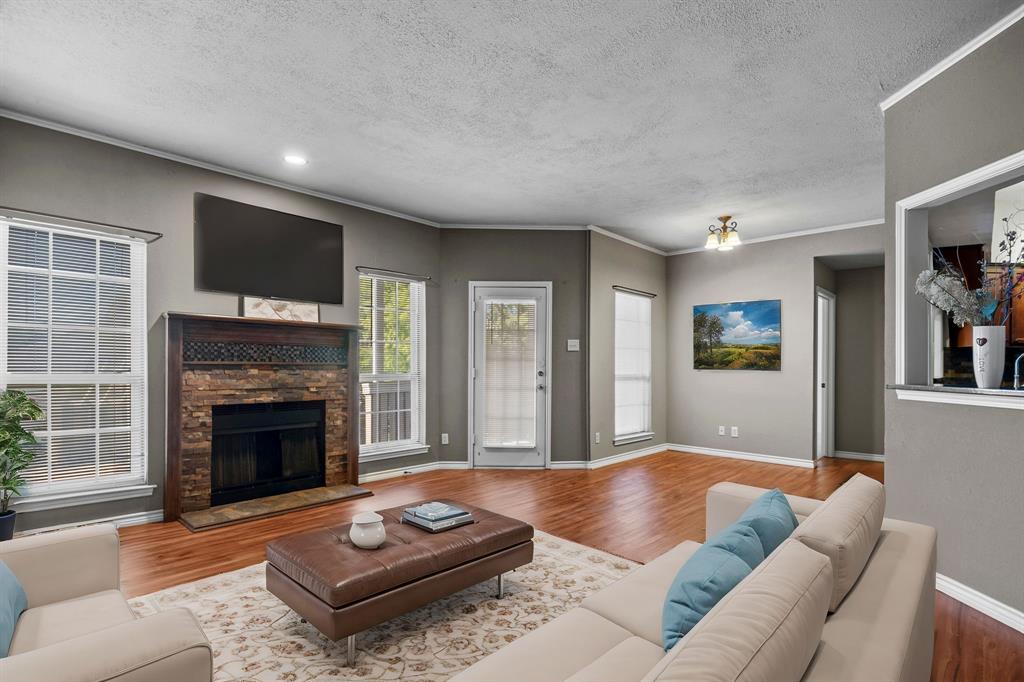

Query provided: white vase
[349,511,386,549]
[972,325,1006,389]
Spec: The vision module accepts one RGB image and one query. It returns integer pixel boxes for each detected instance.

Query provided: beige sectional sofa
[453,478,936,682]
[0,524,212,682]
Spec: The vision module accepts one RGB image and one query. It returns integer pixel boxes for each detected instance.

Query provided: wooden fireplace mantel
[163,312,361,521]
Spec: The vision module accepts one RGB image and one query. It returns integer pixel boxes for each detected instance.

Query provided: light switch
[567,339,580,352]
[441,433,449,445]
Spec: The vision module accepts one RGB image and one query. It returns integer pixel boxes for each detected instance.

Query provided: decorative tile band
[183,339,346,365]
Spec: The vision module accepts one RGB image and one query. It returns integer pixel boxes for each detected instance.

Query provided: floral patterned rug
[129,531,638,681]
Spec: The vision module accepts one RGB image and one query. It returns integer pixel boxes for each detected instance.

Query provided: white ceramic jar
[349,511,386,549]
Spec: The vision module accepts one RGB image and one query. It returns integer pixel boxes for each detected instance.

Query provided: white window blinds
[614,290,652,439]
[482,300,538,448]
[1,222,147,494]
[357,274,425,453]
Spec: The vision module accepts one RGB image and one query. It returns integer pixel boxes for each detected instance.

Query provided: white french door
[469,283,550,468]
[815,288,836,459]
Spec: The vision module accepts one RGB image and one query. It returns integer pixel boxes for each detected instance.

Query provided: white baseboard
[547,443,668,470]
[669,444,816,469]
[15,509,164,537]
[588,443,668,469]
[358,460,470,484]
[362,442,816,479]
[547,460,588,469]
[834,450,885,462]
[937,573,1024,633]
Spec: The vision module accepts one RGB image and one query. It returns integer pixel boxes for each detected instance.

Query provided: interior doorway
[815,287,836,459]
[468,282,552,468]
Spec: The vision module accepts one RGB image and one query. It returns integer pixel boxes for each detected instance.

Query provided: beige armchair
[0,523,212,682]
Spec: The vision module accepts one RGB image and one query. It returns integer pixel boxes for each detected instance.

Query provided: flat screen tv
[194,193,344,304]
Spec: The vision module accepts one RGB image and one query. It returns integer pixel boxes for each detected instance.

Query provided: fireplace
[164,312,365,523]
[211,400,326,506]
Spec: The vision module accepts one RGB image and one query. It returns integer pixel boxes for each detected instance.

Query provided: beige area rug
[129,532,639,681]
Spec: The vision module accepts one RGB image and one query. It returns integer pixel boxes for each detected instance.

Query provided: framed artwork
[241,296,320,323]
[693,299,781,370]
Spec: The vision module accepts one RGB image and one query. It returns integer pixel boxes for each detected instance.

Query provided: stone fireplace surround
[164,313,361,522]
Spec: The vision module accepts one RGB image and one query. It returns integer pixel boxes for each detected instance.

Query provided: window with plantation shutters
[614,290,653,443]
[357,274,425,456]
[1,221,147,496]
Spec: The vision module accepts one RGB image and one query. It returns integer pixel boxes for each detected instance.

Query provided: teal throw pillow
[737,488,798,556]
[0,560,27,658]
[661,522,764,650]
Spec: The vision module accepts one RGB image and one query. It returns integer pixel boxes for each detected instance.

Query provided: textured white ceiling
[0,0,1018,250]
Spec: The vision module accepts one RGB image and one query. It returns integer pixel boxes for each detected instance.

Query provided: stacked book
[402,502,474,533]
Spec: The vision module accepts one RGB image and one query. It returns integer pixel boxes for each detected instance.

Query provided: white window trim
[893,148,1024,408]
[10,483,156,513]
[357,273,427,459]
[613,431,655,447]
[359,443,431,462]
[1,219,149,499]
[613,289,654,441]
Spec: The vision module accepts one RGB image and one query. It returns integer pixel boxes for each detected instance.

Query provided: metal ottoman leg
[347,634,356,666]
[496,572,505,599]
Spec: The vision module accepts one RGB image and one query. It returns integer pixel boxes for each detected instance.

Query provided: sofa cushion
[661,525,764,650]
[644,540,832,682]
[8,589,135,655]
[0,561,27,657]
[792,473,885,611]
[449,606,635,682]
[565,636,666,682]
[736,488,799,556]
[582,540,701,646]
[803,518,937,682]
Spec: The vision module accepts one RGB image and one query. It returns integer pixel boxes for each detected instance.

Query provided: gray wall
[883,20,1024,610]
[834,267,885,455]
[667,225,885,461]
[437,229,589,463]
[0,118,443,530]
[588,232,667,460]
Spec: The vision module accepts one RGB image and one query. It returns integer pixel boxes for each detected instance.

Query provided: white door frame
[467,281,553,469]
[815,287,836,459]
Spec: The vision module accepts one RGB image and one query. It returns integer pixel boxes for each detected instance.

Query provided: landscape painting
[693,299,781,370]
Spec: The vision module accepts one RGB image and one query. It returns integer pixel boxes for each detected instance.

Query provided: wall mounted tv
[194,193,344,305]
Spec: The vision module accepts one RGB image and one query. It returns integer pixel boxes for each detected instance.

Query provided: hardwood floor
[118,451,1022,681]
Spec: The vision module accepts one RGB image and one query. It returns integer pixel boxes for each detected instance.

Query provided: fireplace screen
[210,401,325,506]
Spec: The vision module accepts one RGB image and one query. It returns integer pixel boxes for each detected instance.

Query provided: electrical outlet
[441,433,449,445]
[731,426,739,438]
[595,432,601,444]
[718,425,726,436]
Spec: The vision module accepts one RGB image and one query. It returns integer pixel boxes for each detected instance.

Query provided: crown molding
[667,218,884,256]
[586,225,669,256]
[0,109,443,228]
[441,223,670,256]
[440,223,588,231]
[879,6,1024,112]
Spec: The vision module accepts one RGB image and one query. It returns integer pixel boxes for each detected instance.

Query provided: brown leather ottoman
[265,500,534,665]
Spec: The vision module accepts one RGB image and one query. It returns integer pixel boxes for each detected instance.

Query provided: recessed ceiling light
[283,154,308,166]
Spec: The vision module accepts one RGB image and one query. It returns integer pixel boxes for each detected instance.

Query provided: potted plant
[916,218,1023,389]
[0,389,44,540]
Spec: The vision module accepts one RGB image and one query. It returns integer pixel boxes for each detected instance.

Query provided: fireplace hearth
[211,401,326,506]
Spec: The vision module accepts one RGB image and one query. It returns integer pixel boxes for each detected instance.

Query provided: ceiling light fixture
[705,215,742,251]
[283,154,308,166]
